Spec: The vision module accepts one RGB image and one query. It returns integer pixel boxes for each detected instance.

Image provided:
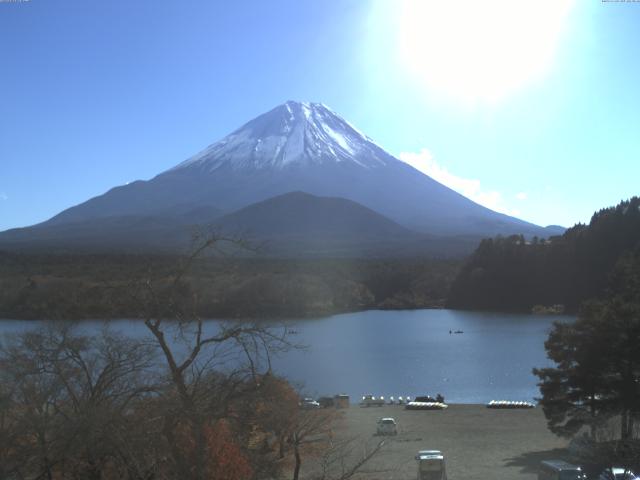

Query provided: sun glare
[397,0,574,103]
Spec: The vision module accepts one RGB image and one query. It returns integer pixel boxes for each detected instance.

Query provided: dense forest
[448,197,640,312]
[0,252,460,320]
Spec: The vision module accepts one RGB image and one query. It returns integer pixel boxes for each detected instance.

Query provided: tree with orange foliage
[252,374,300,459]
[204,420,254,480]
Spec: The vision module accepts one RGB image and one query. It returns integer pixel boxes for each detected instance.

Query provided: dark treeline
[448,197,640,312]
[0,253,460,320]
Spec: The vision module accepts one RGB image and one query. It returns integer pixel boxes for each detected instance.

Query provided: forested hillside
[0,253,459,319]
[447,197,640,312]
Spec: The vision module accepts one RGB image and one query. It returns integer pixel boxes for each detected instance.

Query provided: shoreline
[350,402,537,407]
[0,303,448,322]
[0,304,575,323]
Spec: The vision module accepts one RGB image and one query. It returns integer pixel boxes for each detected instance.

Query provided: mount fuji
[0,101,562,255]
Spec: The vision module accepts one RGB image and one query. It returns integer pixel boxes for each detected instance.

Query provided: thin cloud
[515,192,528,201]
[398,148,520,216]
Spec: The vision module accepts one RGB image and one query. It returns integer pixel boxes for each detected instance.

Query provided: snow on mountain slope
[170,101,389,172]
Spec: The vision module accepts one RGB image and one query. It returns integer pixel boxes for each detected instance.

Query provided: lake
[0,309,571,404]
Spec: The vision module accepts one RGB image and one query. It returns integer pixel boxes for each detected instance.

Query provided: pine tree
[534,247,640,442]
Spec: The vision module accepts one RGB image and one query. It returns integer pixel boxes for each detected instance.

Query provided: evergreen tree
[533,247,640,441]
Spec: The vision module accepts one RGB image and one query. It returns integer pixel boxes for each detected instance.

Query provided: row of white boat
[359,395,449,410]
[359,396,535,409]
[405,402,448,410]
[360,395,411,405]
[486,400,536,409]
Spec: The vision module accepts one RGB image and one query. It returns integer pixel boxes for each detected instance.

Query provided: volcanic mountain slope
[216,191,414,239]
[0,211,214,253]
[0,101,562,255]
[0,192,477,256]
[212,192,477,257]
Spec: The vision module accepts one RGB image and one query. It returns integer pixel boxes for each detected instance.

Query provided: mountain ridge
[0,192,480,257]
[0,101,564,254]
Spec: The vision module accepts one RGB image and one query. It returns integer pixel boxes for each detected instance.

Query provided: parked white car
[300,397,320,409]
[599,468,639,480]
[376,417,398,436]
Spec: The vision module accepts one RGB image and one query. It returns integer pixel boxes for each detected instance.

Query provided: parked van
[415,451,446,480]
[539,460,586,480]
[334,394,350,408]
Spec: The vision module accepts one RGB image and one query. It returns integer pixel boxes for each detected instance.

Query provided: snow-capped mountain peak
[6,100,556,246]
[170,101,391,172]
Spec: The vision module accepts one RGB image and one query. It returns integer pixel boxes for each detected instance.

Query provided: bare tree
[314,435,387,480]
[284,407,388,480]
[287,408,338,480]
[0,323,159,480]
[124,233,295,480]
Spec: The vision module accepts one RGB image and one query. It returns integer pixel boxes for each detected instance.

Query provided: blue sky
[1,0,639,231]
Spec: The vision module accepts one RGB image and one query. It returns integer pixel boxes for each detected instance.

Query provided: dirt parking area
[328,404,571,480]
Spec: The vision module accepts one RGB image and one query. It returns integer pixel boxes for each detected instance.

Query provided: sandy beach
[326,404,571,480]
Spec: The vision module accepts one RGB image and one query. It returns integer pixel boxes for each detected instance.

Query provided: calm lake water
[0,309,571,404]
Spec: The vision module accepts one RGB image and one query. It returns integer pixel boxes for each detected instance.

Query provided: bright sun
[397,0,574,103]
